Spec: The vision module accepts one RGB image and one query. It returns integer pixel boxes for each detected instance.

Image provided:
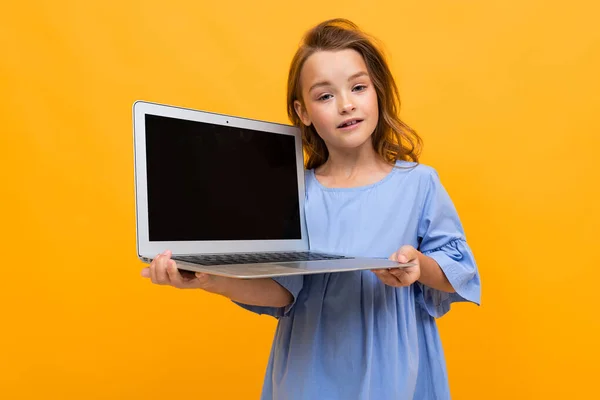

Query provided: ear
[294,100,312,126]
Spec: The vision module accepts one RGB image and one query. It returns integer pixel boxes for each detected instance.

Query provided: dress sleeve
[232,275,304,318]
[415,169,481,318]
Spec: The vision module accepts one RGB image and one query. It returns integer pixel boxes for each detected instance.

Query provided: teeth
[342,120,358,127]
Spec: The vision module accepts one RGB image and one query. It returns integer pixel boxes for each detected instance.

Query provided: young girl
[142,18,480,399]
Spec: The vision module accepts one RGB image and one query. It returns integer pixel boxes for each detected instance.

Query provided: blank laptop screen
[144,114,301,241]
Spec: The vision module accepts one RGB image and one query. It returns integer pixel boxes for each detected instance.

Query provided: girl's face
[294,49,379,155]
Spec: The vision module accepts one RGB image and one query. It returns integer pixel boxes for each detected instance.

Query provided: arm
[141,250,294,308]
[417,251,455,293]
[209,276,294,307]
[413,168,481,317]
[373,245,455,293]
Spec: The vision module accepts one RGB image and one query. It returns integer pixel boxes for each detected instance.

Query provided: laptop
[132,100,414,279]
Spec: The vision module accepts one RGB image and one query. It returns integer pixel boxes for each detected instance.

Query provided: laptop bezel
[132,100,309,258]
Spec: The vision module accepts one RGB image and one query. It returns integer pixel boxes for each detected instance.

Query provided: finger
[195,272,211,284]
[389,268,408,285]
[397,245,417,264]
[150,255,159,283]
[193,272,215,290]
[391,265,420,285]
[141,267,150,278]
[166,260,184,288]
[155,253,170,284]
[383,270,403,286]
[372,269,401,287]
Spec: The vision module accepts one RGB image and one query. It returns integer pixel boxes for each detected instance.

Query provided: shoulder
[304,168,314,185]
[393,160,440,184]
[388,161,448,205]
[304,168,318,193]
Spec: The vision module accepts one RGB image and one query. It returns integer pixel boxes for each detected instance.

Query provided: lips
[337,119,363,128]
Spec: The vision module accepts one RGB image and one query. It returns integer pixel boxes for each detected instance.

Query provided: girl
[142,18,480,399]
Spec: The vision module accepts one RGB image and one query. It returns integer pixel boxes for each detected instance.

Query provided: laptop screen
[144,114,301,242]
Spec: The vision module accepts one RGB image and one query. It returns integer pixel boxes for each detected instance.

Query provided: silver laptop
[133,100,413,279]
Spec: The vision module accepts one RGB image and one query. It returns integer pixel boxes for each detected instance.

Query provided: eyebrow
[308,71,369,93]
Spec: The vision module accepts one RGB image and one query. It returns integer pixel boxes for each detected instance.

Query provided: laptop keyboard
[172,251,351,266]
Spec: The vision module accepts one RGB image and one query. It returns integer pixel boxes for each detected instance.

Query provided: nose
[338,94,356,114]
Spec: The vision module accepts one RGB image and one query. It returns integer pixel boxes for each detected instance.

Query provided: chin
[332,136,373,152]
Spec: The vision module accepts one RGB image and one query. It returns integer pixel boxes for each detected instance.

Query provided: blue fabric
[235,161,480,399]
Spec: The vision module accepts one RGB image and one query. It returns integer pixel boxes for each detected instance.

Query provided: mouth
[337,118,364,129]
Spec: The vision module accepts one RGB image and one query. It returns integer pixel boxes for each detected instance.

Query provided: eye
[353,84,367,92]
[318,94,333,101]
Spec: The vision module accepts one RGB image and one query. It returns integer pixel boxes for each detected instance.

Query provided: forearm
[417,252,455,293]
[213,277,293,307]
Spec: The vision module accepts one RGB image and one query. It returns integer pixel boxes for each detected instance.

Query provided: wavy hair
[287,18,422,170]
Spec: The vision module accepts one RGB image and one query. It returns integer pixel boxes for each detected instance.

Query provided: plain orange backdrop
[1,1,599,399]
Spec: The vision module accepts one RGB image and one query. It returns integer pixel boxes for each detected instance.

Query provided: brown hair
[287,18,422,170]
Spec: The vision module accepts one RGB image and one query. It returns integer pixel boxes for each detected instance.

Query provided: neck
[316,145,392,183]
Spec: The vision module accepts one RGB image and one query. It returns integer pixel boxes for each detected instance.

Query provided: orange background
[1,1,599,399]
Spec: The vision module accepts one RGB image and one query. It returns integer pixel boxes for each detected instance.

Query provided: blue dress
[236,161,481,399]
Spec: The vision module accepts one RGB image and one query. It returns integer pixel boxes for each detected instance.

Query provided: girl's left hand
[372,245,421,287]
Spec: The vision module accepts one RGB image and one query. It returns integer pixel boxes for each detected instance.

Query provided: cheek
[307,106,332,128]
[366,91,379,113]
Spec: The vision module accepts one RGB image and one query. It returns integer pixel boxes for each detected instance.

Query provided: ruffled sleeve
[232,275,304,318]
[415,169,481,318]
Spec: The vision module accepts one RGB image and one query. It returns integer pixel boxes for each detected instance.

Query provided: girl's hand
[372,245,421,287]
[141,250,226,294]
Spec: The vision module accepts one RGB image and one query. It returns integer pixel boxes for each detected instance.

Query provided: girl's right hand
[141,250,225,293]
